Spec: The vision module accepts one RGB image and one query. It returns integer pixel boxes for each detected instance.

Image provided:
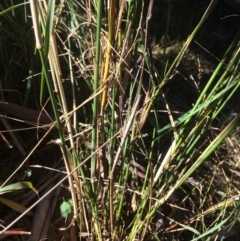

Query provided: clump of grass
[0,0,240,240]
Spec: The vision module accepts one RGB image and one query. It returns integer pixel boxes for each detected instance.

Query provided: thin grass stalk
[114,164,130,237]
[212,77,240,122]
[24,0,28,23]
[191,217,230,241]
[142,129,156,191]
[91,0,102,189]
[170,119,210,176]
[197,34,239,110]
[140,167,153,240]
[182,118,210,158]
[110,84,117,166]
[72,151,89,232]
[210,33,240,120]
[99,1,117,233]
[89,0,103,239]
[108,71,118,234]
[115,0,125,42]
[114,133,133,234]
[36,2,47,103]
[0,2,27,15]
[138,39,156,88]
[68,39,77,129]
[48,34,75,148]
[30,0,49,104]
[100,0,115,115]
[99,116,108,233]
[29,0,43,49]
[117,18,136,109]
[42,0,55,55]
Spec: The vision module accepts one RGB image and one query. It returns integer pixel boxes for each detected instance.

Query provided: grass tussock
[0,0,240,240]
